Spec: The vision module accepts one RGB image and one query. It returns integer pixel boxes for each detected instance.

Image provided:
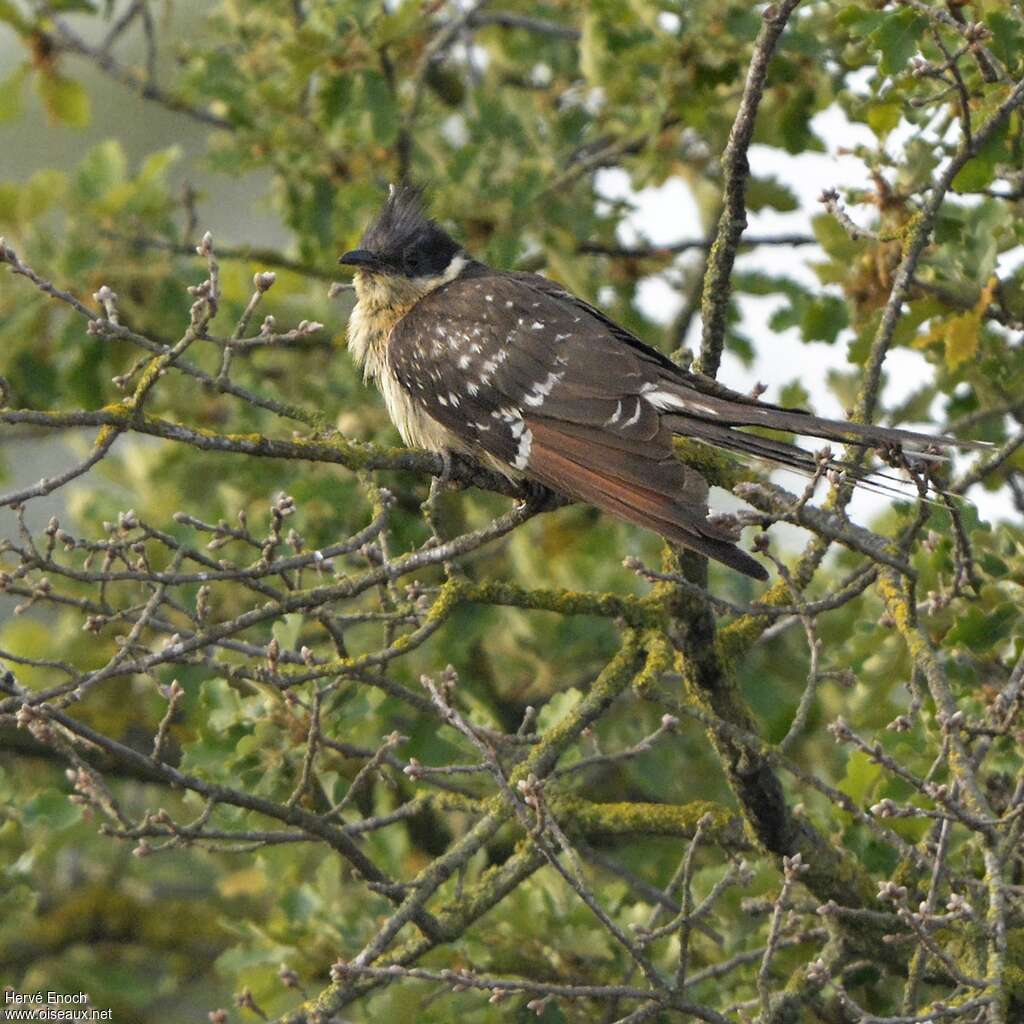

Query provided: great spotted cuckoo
[339,186,979,580]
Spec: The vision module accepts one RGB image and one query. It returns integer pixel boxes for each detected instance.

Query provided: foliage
[0,1,1023,1022]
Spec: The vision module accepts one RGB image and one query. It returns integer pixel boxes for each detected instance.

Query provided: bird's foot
[436,448,455,487]
[515,480,561,515]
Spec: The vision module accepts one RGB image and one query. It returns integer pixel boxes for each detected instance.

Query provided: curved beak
[338,249,384,271]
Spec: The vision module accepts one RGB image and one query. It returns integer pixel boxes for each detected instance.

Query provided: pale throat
[346,254,468,382]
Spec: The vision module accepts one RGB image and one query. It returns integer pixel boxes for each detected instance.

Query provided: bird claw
[435,448,455,488]
[516,480,560,515]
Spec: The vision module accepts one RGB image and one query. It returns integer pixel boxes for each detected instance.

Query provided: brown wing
[388,268,768,579]
[516,271,987,452]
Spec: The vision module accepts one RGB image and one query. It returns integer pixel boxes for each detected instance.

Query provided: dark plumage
[340,188,982,580]
[341,187,460,279]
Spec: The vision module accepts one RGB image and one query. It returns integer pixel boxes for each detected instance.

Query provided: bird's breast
[346,299,391,382]
[376,363,456,453]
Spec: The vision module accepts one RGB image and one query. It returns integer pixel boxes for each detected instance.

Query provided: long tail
[662,388,985,450]
[525,416,771,580]
[733,407,980,451]
[658,388,988,492]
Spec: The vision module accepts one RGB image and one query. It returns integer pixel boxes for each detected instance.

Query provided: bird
[339,186,980,581]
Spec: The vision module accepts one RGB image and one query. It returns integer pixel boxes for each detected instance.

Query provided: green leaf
[536,688,582,733]
[839,749,883,806]
[800,295,849,344]
[890,297,946,348]
[0,182,19,227]
[913,278,997,369]
[942,314,979,369]
[21,168,67,219]
[870,10,927,76]
[201,677,248,732]
[812,212,867,262]
[272,613,304,651]
[75,139,127,202]
[775,85,823,154]
[0,0,32,33]
[898,138,942,192]
[986,12,1024,74]
[979,553,1009,578]
[734,272,805,301]
[836,5,886,34]
[944,603,1016,653]
[10,349,59,407]
[0,883,37,920]
[724,7,762,42]
[138,145,181,185]
[0,62,29,123]
[36,73,91,127]
[866,101,901,139]
[311,176,334,252]
[746,175,798,213]
[361,70,397,146]
[580,12,609,85]
[779,379,811,409]
[952,121,1009,193]
[726,332,755,365]
[372,0,425,46]
[21,791,82,830]
[320,74,352,125]
[827,367,861,409]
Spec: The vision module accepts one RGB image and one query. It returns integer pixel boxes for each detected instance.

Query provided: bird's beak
[338,249,384,272]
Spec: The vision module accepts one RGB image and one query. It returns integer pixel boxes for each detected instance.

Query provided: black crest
[359,185,462,278]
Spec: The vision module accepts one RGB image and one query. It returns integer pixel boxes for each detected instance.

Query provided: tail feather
[525,418,770,580]
[671,415,827,476]
[731,405,982,452]
[666,410,966,505]
[656,383,990,502]
[659,388,987,452]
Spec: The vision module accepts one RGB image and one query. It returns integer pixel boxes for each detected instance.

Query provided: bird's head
[340,186,466,308]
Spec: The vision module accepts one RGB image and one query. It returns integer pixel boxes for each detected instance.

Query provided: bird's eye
[405,248,423,274]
